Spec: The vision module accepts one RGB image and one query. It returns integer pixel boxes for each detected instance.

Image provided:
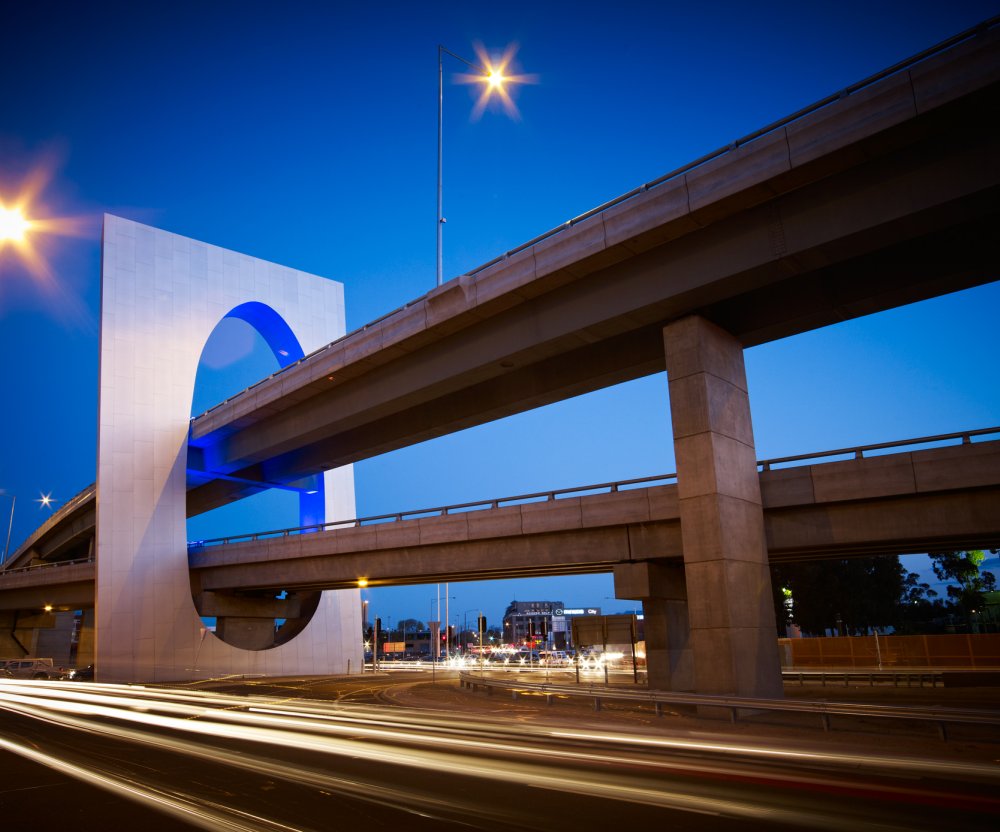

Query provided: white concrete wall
[97,214,361,682]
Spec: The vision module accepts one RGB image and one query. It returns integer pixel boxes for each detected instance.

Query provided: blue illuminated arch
[220,302,324,528]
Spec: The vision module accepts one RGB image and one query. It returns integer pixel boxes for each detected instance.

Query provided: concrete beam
[193,523,683,593]
[193,591,305,619]
[766,487,1000,561]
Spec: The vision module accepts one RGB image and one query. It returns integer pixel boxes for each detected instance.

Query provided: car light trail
[2,679,998,830]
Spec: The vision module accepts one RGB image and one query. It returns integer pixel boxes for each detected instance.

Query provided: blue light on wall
[191,301,325,529]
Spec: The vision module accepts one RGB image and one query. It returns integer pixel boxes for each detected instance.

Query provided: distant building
[502,601,601,649]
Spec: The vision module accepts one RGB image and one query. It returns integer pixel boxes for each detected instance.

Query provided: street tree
[929,549,997,618]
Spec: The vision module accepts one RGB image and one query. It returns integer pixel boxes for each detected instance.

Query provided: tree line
[770,550,997,636]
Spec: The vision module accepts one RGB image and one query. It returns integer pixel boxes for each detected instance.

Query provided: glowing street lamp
[0,490,56,565]
[0,204,30,244]
[436,44,534,287]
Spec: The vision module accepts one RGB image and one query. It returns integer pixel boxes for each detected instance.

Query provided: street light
[460,609,479,655]
[0,204,30,243]
[431,592,455,660]
[1,490,56,566]
[436,43,533,286]
[1,493,15,566]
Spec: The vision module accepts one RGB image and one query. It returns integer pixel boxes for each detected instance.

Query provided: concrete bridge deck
[3,431,996,610]
[188,436,1000,593]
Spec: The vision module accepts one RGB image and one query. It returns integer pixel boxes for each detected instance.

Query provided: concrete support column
[613,561,692,691]
[664,316,782,698]
[76,609,95,666]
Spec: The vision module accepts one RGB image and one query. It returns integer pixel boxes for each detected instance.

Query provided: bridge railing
[189,17,1000,426]
[0,556,94,577]
[758,426,1000,470]
[189,471,681,547]
[188,426,999,548]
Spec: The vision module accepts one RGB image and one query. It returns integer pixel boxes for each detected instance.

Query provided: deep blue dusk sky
[1,1,998,630]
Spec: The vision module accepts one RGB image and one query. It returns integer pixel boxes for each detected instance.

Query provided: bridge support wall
[663,316,782,698]
[613,561,692,690]
[96,215,361,683]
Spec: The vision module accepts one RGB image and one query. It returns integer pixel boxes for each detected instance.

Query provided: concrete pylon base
[614,560,693,691]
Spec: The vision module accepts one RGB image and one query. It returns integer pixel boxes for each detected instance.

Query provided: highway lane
[1,676,998,831]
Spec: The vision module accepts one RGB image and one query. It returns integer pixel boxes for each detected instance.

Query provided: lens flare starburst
[454,43,538,121]
[1,152,95,320]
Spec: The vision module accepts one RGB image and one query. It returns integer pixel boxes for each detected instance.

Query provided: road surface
[1,673,997,830]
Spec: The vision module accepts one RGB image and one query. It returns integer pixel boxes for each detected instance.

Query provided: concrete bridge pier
[662,315,783,698]
[613,560,692,690]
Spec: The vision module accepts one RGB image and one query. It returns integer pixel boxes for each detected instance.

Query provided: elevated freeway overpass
[189,432,1000,592]
[185,25,1000,516]
[4,429,998,604]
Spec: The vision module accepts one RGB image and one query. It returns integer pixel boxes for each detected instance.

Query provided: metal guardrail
[758,426,1000,470]
[188,17,1000,426]
[785,670,942,688]
[457,671,1000,741]
[0,556,94,577]
[189,471,680,547]
[189,427,998,547]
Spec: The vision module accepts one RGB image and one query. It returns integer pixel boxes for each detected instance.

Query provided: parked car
[65,664,94,681]
[1,658,57,679]
[539,650,572,667]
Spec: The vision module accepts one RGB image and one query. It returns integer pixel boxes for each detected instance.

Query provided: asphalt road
[1,673,998,831]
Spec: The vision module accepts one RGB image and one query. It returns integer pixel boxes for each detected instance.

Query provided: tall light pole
[1,493,15,566]
[431,591,454,660]
[437,44,528,287]
[460,609,478,654]
[0,491,58,566]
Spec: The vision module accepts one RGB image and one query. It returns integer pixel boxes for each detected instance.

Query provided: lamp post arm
[438,46,489,75]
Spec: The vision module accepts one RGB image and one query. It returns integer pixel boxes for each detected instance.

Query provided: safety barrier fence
[785,670,942,688]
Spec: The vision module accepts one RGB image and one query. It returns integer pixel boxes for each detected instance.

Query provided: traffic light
[374,617,382,632]
[477,615,486,633]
